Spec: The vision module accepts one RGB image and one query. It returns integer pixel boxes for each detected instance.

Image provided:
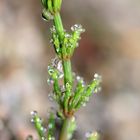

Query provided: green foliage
[47,113,55,140]
[41,0,62,21]
[30,111,47,140]
[28,0,102,140]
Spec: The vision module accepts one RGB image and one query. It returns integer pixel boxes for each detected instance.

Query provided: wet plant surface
[28,0,101,140]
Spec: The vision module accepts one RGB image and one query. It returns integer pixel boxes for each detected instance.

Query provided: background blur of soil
[0,0,140,140]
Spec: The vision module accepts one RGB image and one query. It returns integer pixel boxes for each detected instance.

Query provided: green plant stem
[53,13,64,40]
[53,12,73,140]
[53,13,72,83]
[59,117,72,140]
[62,59,72,84]
[53,13,72,90]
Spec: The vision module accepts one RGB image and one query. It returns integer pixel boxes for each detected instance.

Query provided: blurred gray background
[0,0,140,139]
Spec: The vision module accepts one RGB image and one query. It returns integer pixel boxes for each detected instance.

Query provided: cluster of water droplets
[71,24,85,33]
[93,73,102,93]
[47,57,63,85]
[50,26,56,34]
[50,26,61,55]
[47,77,54,85]
[64,33,75,48]
[72,73,102,108]
[85,131,99,140]
[76,75,85,87]
[80,73,101,107]
[60,24,85,55]
[30,111,47,137]
[49,24,85,58]
[51,57,63,73]
[30,111,38,123]
[94,73,102,81]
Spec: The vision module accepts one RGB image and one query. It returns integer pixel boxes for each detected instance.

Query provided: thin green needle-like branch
[28,0,102,140]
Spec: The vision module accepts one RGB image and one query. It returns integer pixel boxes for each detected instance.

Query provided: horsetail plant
[27,0,102,140]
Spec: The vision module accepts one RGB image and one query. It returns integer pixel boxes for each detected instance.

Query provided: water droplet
[30,111,37,116]
[94,73,102,82]
[66,82,71,89]
[57,62,63,73]
[42,9,53,21]
[85,131,99,139]
[51,57,63,73]
[50,26,56,33]
[94,86,101,93]
[48,66,54,75]
[36,117,42,123]
[76,76,81,81]
[65,33,71,38]
[71,24,85,33]
[48,123,53,129]
[40,126,47,133]
[56,48,60,53]
[47,78,54,85]
[76,75,85,86]
[30,118,34,123]
[50,57,64,79]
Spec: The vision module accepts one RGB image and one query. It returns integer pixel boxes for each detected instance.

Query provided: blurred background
[0,0,140,139]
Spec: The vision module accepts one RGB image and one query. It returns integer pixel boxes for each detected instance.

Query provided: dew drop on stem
[65,33,71,38]
[76,75,85,86]
[30,110,38,117]
[42,9,53,21]
[47,78,54,85]
[94,73,102,82]
[48,123,53,129]
[51,57,63,73]
[50,26,56,33]
[71,24,85,33]
[30,118,34,123]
